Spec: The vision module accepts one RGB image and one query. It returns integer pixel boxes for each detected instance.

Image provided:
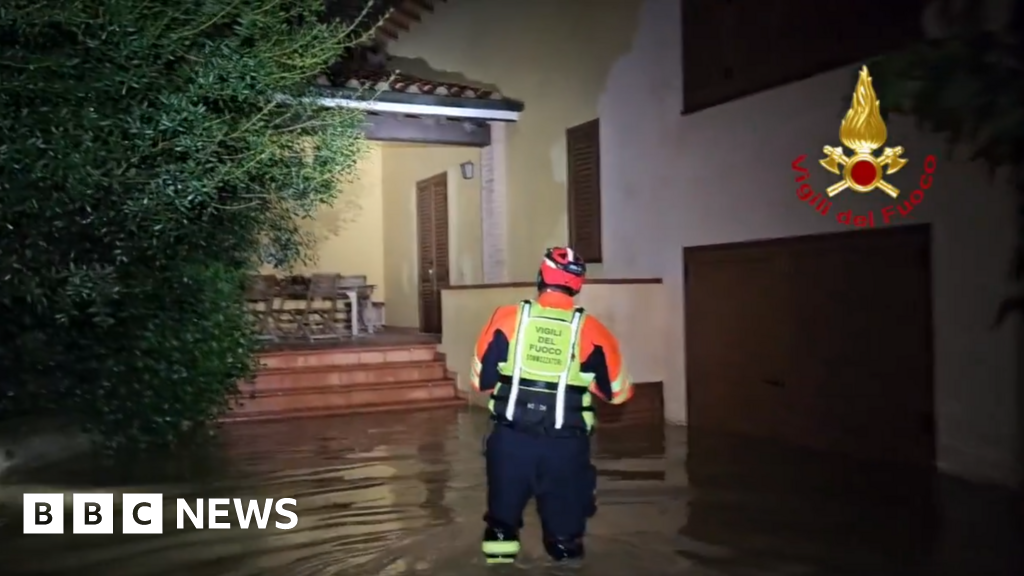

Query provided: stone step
[258,344,440,371]
[230,379,459,418]
[254,360,448,390]
[596,382,664,427]
[222,396,466,423]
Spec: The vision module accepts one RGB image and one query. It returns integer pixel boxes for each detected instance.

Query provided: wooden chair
[301,273,348,341]
[336,275,367,336]
[358,287,382,334]
[368,302,385,332]
[271,275,306,339]
[339,275,381,335]
[245,275,278,341]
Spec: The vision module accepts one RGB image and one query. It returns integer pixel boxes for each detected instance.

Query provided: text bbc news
[23,493,298,534]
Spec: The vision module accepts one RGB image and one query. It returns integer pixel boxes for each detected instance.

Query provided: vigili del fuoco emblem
[819,66,908,198]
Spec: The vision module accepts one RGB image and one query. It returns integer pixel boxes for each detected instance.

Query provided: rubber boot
[543,537,585,562]
[481,524,520,564]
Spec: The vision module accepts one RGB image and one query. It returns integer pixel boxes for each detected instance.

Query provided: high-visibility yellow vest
[489,300,595,432]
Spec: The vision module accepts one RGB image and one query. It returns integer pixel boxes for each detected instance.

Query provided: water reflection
[1,407,1021,576]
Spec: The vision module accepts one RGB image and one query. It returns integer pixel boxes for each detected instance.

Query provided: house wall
[394,0,1021,485]
[284,144,387,300]
[381,143,482,328]
[388,0,644,280]
[440,285,536,401]
[601,1,1019,486]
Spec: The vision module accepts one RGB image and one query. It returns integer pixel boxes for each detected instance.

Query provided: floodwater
[1,406,1021,576]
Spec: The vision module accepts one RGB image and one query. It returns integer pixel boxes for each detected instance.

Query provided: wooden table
[338,285,376,336]
[276,284,376,336]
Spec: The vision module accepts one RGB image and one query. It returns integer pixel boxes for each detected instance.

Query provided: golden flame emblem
[819,66,908,198]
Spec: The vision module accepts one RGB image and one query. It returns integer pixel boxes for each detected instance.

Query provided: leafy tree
[871,0,1024,322]
[0,0,370,448]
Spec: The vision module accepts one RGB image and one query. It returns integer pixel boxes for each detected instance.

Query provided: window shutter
[682,0,926,113]
[566,119,602,263]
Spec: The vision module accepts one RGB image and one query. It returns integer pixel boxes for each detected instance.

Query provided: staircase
[224,342,464,422]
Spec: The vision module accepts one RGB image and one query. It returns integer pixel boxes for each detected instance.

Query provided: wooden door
[685,226,935,466]
[416,173,449,334]
[785,226,934,465]
[685,243,796,442]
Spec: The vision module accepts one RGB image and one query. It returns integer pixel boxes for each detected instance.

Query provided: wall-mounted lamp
[460,161,475,180]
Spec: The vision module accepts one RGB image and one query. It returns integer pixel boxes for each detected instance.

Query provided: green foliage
[870,0,1024,323]
[0,0,369,448]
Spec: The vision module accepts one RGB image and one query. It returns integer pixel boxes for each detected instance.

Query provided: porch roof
[318,0,521,122]
[315,70,523,122]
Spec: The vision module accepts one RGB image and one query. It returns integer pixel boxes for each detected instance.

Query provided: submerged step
[254,360,448,390]
[258,344,440,371]
[230,379,459,416]
[220,397,466,423]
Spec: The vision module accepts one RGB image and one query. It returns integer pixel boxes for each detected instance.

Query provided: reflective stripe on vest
[504,301,585,429]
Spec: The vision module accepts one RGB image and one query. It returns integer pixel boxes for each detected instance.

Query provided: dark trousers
[485,423,596,540]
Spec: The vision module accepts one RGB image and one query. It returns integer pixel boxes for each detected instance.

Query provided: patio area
[245,273,385,342]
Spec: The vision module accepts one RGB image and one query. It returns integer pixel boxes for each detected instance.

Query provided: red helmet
[537,246,586,295]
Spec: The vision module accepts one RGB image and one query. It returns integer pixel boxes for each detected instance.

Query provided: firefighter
[470,246,634,563]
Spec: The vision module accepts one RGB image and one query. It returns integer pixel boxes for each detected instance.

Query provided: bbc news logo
[23,494,298,534]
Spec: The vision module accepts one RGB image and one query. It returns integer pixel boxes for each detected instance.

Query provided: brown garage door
[684,225,935,466]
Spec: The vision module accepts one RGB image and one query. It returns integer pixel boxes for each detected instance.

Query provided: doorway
[415,173,450,334]
[684,225,935,466]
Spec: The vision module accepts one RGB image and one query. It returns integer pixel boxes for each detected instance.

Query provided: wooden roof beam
[363,114,491,147]
[407,0,434,13]
[375,0,448,43]
[387,9,416,29]
[394,5,421,23]
[375,23,399,40]
[384,14,410,31]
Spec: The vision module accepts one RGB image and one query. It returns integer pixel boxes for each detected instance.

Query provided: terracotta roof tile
[331,71,504,101]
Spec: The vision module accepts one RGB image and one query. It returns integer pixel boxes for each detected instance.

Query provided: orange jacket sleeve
[471,304,518,392]
[578,316,634,405]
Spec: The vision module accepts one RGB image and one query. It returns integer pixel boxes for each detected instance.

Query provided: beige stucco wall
[392,0,1021,485]
[381,144,482,328]
[441,282,666,408]
[388,0,642,281]
[278,144,386,300]
[440,286,535,405]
